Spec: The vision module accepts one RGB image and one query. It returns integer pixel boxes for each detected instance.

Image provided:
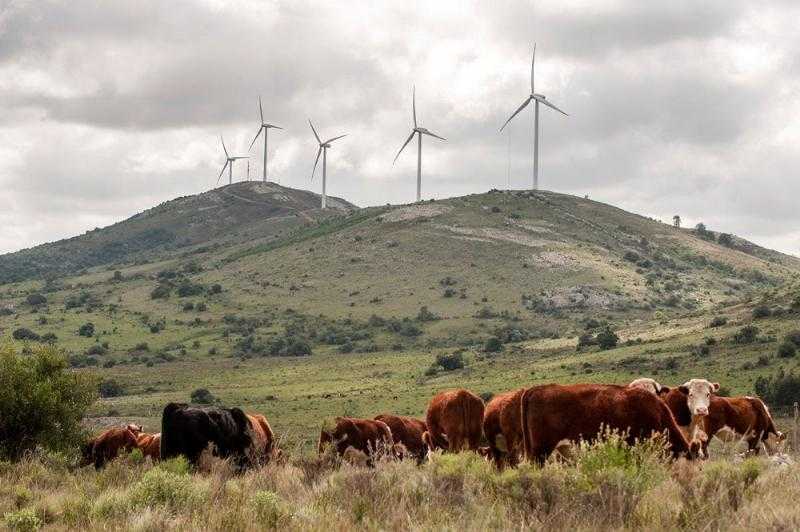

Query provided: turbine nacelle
[533,93,546,100]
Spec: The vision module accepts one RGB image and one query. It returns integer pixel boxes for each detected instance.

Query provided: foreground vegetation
[2,434,798,531]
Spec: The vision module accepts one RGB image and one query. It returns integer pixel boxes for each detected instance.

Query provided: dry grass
[2,435,799,531]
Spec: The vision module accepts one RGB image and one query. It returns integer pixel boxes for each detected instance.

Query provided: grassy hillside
[0,182,355,284]
[1,186,800,445]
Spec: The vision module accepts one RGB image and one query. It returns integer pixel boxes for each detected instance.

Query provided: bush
[4,507,43,531]
[0,345,98,459]
[78,322,95,337]
[777,341,796,358]
[733,325,759,344]
[484,336,503,353]
[99,379,124,398]
[12,328,40,341]
[754,370,800,407]
[596,327,619,350]
[434,352,465,371]
[752,305,771,319]
[190,388,216,404]
[577,332,597,349]
[717,233,734,247]
[416,306,439,322]
[86,344,107,356]
[785,330,800,348]
[182,302,195,311]
[150,283,171,300]
[709,316,728,328]
[209,284,223,294]
[177,281,204,298]
[130,468,202,511]
[26,293,47,306]
[196,302,208,312]
[251,490,289,528]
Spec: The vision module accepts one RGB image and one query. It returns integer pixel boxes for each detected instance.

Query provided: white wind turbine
[309,120,346,209]
[216,135,248,186]
[248,96,283,182]
[393,86,446,202]
[500,44,568,191]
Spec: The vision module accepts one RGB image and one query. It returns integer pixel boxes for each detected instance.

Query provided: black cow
[160,403,253,469]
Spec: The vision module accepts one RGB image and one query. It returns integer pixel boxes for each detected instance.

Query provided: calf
[82,424,142,469]
[318,417,394,463]
[483,389,525,467]
[423,389,485,453]
[136,432,161,461]
[664,383,783,455]
[160,403,253,469]
[520,383,696,464]
[374,414,427,462]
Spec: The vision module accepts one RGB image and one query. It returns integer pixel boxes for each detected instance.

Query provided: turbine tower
[216,136,248,186]
[500,44,568,191]
[309,120,346,209]
[393,86,446,202]
[248,96,283,182]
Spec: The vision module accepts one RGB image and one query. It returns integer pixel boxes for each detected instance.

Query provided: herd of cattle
[81,377,785,470]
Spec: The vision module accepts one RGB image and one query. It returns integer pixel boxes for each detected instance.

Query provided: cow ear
[658,385,671,396]
[678,385,689,395]
[712,382,720,392]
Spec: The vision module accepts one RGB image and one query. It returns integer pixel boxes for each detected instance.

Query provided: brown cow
[136,432,161,461]
[82,424,142,468]
[423,389,485,453]
[318,417,394,463]
[663,385,784,456]
[483,389,525,467]
[520,383,696,464]
[374,414,427,462]
[246,413,278,464]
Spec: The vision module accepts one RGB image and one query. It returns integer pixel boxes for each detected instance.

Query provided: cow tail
[520,387,532,462]
[160,402,182,460]
[754,398,782,440]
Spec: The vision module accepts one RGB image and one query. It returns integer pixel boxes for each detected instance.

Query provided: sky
[1,0,799,256]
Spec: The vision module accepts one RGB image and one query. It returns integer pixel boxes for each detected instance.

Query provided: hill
[2,185,800,443]
[0,182,356,284]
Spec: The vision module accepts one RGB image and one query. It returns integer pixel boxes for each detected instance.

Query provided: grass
[1,434,798,530]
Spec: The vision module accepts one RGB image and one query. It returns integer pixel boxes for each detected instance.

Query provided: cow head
[678,379,720,416]
[628,378,671,397]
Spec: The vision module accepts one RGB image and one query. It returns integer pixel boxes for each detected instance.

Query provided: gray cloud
[1,0,799,256]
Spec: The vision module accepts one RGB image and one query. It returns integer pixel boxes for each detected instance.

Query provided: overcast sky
[1,0,799,256]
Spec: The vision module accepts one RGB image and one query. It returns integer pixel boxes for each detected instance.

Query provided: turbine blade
[422,130,446,141]
[248,126,263,151]
[412,85,417,128]
[393,131,416,165]
[220,135,229,158]
[311,146,322,180]
[266,124,283,130]
[534,94,568,116]
[324,134,347,144]
[233,156,249,160]
[309,119,321,143]
[258,96,264,122]
[531,43,536,94]
[499,96,532,132]
[217,160,229,183]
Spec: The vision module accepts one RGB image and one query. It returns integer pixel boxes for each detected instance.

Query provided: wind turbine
[393,86,446,203]
[499,44,568,191]
[248,96,283,182]
[216,136,248,186]
[309,120,346,209]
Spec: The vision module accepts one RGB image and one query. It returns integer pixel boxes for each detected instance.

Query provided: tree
[717,233,734,247]
[733,325,759,344]
[25,293,47,306]
[78,322,95,337]
[596,327,619,350]
[99,379,124,398]
[484,336,503,353]
[778,341,796,359]
[0,345,98,459]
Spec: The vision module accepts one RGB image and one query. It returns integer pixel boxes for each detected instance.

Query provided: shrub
[785,330,800,348]
[150,283,171,300]
[41,332,57,344]
[733,325,759,344]
[196,302,208,312]
[252,491,289,528]
[78,322,95,337]
[86,344,107,356]
[577,332,597,349]
[434,352,466,371]
[709,316,728,328]
[183,302,194,311]
[0,345,98,459]
[190,388,216,404]
[717,233,734,247]
[416,306,439,322]
[99,379,124,398]
[754,370,800,407]
[130,468,202,511]
[177,280,204,298]
[25,293,47,306]
[209,284,223,294]
[752,305,771,319]
[777,341,796,358]
[596,327,619,350]
[3,507,43,531]
[484,336,503,353]
[12,328,40,341]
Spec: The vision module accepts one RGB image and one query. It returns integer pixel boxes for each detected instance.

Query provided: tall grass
[0,438,797,531]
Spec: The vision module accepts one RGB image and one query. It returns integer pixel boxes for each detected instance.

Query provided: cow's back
[374,414,427,460]
[425,389,485,452]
